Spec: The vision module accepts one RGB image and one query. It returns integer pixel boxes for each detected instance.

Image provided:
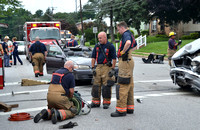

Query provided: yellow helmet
[169,32,176,37]
[4,36,9,39]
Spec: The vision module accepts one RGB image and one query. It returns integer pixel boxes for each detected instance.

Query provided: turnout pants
[32,53,45,75]
[91,64,115,106]
[116,50,134,113]
[47,84,75,120]
[167,48,176,66]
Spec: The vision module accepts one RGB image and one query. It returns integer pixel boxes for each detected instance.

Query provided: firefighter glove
[120,51,125,56]
[178,40,182,45]
[92,68,96,76]
[108,68,115,77]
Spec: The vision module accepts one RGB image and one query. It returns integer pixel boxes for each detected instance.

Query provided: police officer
[66,35,78,47]
[90,32,116,109]
[2,36,10,67]
[168,32,181,66]
[111,21,137,117]
[34,61,77,124]
[12,37,23,65]
[29,37,47,77]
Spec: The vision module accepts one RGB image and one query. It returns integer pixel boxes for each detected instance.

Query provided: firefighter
[29,37,47,77]
[34,61,77,124]
[168,32,181,66]
[2,36,10,67]
[90,32,116,109]
[7,37,13,66]
[111,21,137,117]
[66,35,78,47]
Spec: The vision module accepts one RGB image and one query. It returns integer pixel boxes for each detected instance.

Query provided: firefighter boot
[110,110,126,117]
[127,109,134,114]
[51,108,61,124]
[34,109,48,123]
[103,104,109,109]
[90,102,100,108]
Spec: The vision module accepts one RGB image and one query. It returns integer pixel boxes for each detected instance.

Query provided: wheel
[177,83,192,89]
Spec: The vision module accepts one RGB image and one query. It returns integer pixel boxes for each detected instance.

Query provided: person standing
[111,21,137,117]
[167,32,181,66]
[66,35,78,47]
[34,61,77,124]
[2,36,10,67]
[12,37,23,65]
[90,32,116,109]
[7,37,13,65]
[29,37,47,77]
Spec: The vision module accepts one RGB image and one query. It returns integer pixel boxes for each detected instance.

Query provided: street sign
[93,27,97,33]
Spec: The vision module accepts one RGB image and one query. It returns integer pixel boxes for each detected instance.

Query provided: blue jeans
[4,54,10,67]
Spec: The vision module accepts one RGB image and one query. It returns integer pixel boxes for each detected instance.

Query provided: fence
[136,35,146,49]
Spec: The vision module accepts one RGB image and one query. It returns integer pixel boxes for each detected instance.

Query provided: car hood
[67,56,91,66]
[31,39,57,45]
[172,38,200,60]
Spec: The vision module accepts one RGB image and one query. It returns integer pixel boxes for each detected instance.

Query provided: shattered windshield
[30,28,60,40]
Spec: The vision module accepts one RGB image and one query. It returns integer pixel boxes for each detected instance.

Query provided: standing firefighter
[111,21,137,117]
[34,61,77,124]
[168,32,181,66]
[7,38,13,65]
[2,36,10,67]
[90,32,116,109]
[66,35,78,47]
[29,37,47,77]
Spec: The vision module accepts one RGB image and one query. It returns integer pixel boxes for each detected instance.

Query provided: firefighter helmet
[169,32,176,37]
[4,36,9,39]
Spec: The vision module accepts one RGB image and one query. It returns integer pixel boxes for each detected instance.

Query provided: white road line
[0,91,190,116]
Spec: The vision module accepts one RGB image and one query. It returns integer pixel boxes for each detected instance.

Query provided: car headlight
[74,65,90,70]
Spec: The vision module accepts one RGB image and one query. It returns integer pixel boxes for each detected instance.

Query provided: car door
[45,45,66,74]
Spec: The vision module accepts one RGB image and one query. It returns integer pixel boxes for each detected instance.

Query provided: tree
[147,0,200,26]
[114,0,149,36]
[34,9,43,18]
[42,8,53,21]
[60,20,78,35]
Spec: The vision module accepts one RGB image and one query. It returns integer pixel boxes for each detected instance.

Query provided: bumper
[73,69,93,80]
[170,67,200,90]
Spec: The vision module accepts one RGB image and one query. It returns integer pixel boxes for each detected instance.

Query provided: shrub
[190,32,199,39]
[181,35,191,40]
[155,34,168,38]
[135,35,139,38]
[117,33,122,39]
[141,30,149,36]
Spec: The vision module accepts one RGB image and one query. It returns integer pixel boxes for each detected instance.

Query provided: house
[76,18,95,30]
[149,17,200,38]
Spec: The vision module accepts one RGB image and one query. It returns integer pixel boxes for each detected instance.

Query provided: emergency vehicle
[60,30,72,45]
[24,21,61,62]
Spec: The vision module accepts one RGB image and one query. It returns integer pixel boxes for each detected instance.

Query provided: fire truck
[24,21,61,62]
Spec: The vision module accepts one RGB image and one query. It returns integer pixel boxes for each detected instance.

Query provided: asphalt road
[1,55,200,130]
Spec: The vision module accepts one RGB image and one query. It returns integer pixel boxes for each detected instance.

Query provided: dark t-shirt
[13,42,18,53]
[168,38,177,50]
[29,41,47,55]
[120,30,137,52]
[91,41,116,64]
[2,42,8,53]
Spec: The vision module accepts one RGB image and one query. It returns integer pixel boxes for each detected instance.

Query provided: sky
[20,0,89,14]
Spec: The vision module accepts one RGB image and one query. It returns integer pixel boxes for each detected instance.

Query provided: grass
[134,39,195,55]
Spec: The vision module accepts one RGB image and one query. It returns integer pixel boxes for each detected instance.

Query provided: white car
[16,41,25,54]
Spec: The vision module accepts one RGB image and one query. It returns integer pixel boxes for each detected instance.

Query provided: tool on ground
[21,79,49,86]
[8,112,33,121]
[136,99,143,103]
[70,91,91,115]
[12,91,30,96]
[0,102,19,112]
[59,121,78,129]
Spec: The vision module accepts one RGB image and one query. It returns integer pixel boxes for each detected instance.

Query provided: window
[152,20,157,31]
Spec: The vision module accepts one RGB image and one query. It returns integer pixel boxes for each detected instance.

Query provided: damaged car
[170,38,200,91]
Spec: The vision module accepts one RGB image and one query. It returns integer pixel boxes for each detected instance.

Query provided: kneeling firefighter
[111,21,137,117]
[90,32,116,109]
[29,36,47,77]
[34,61,78,124]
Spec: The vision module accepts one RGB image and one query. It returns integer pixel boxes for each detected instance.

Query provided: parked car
[45,44,118,82]
[16,41,25,54]
[170,38,200,91]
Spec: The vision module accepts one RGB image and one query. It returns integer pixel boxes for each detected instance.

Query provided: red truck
[24,21,61,62]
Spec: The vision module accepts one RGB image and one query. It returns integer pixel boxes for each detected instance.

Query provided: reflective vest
[51,68,70,84]
[117,34,136,58]
[96,44,110,64]
[67,40,75,47]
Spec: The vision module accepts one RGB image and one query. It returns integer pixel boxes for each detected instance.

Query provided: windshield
[61,33,71,39]
[30,28,60,40]
[46,45,63,57]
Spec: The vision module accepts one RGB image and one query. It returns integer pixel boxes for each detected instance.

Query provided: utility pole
[75,0,77,13]
[80,0,84,34]
[110,0,115,43]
